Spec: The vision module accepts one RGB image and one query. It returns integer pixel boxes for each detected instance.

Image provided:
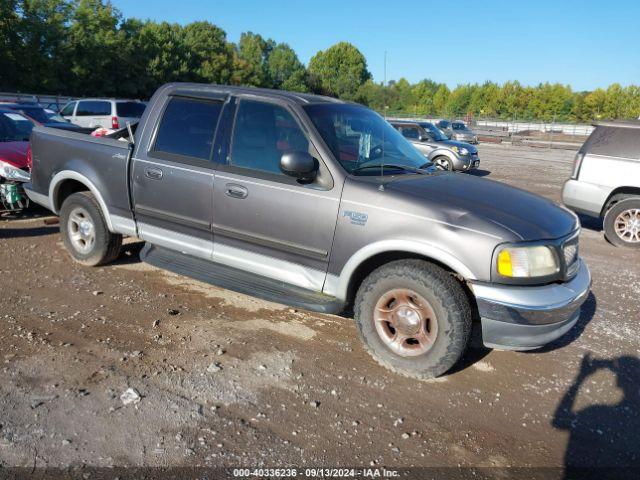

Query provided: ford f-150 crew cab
[25,83,591,379]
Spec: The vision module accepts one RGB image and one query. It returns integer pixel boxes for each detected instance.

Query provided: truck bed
[28,126,135,229]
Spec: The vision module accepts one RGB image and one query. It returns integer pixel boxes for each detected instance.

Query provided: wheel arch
[324,240,477,307]
[50,171,114,231]
[601,186,640,217]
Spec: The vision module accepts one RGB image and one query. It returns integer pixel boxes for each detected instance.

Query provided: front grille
[563,240,579,278]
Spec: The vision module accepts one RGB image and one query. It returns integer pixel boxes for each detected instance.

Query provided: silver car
[562,121,640,248]
[391,121,480,171]
[437,120,479,144]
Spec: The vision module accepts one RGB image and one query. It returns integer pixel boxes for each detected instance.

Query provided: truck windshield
[303,104,431,175]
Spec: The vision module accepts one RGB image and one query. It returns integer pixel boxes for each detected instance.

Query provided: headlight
[496,245,559,278]
[459,147,469,156]
[0,161,30,182]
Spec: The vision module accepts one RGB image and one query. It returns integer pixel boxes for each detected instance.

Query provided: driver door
[212,98,341,292]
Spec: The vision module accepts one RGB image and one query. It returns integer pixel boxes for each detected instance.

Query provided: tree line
[1,0,639,122]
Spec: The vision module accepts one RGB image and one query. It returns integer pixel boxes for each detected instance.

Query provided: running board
[140,244,345,315]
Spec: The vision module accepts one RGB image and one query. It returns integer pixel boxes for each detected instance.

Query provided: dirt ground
[0,144,638,477]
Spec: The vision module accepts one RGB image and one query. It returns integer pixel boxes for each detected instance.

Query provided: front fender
[323,239,477,301]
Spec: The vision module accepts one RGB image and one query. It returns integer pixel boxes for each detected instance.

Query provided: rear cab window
[76,101,112,116]
[151,96,223,163]
[116,102,146,118]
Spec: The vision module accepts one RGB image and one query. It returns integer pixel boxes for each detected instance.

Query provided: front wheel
[354,260,472,379]
[60,191,122,266]
[604,197,640,248]
[433,156,453,171]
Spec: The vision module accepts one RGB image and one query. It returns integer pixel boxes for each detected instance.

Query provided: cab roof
[594,120,640,129]
[160,83,347,106]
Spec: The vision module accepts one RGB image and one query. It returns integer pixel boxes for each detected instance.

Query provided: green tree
[308,42,370,100]
[0,0,21,89]
[182,21,234,84]
[266,43,307,92]
[232,31,274,87]
[62,0,125,96]
[433,84,450,116]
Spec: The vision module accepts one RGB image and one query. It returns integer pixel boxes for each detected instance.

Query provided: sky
[109,0,640,91]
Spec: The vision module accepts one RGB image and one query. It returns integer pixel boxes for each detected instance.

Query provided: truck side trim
[23,187,54,212]
[138,223,213,259]
[137,222,327,291]
[213,243,326,291]
[323,239,477,300]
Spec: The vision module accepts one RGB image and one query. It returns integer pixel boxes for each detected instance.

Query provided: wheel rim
[614,208,640,243]
[435,157,451,171]
[373,288,438,357]
[68,206,96,254]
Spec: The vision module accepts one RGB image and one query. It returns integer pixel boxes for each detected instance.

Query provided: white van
[60,99,145,130]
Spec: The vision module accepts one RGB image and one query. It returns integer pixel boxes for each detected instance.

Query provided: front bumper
[457,154,480,171]
[471,259,591,350]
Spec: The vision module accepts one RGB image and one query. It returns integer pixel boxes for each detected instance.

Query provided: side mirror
[280,151,318,182]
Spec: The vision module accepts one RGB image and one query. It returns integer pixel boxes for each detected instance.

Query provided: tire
[603,197,640,248]
[354,259,472,379]
[60,191,122,266]
[433,156,453,171]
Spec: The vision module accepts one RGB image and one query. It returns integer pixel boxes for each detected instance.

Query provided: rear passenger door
[131,94,226,259]
[211,98,341,292]
[74,100,112,128]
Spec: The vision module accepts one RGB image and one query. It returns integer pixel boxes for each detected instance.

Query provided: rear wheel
[354,260,472,379]
[433,156,453,171]
[60,191,122,266]
[604,197,640,248]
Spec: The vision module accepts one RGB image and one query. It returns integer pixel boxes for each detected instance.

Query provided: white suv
[562,121,640,247]
[60,99,146,130]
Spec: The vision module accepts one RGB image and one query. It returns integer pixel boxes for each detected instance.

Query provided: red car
[0,109,33,211]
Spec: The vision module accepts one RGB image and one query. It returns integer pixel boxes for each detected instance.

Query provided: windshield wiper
[351,164,429,175]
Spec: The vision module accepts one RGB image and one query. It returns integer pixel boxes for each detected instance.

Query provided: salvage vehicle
[26,83,591,379]
[0,109,32,211]
[390,121,480,171]
[437,120,479,144]
[562,120,640,248]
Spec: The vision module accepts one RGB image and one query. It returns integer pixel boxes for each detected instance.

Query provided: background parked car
[0,109,33,210]
[437,120,478,144]
[391,121,480,171]
[562,120,640,248]
[60,99,146,129]
[0,102,93,133]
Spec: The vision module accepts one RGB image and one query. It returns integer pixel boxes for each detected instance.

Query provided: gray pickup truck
[25,83,591,379]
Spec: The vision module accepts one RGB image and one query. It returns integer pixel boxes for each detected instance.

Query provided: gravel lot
[0,144,638,476]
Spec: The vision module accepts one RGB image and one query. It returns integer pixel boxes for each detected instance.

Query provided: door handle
[225,183,248,199]
[145,167,163,180]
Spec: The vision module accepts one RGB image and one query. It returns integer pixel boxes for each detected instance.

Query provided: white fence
[386,115,594,137]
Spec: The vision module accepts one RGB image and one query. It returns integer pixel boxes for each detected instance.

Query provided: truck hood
[384,172,578,241]
[0,141,29,169]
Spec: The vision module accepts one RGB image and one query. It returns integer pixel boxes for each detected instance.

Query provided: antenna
[381,50,387,181]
